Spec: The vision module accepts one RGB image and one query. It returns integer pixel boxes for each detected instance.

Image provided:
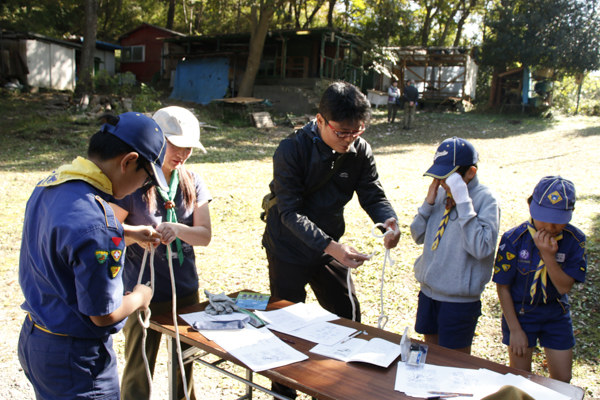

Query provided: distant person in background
[387,80,400,123]
[403,79,419,130]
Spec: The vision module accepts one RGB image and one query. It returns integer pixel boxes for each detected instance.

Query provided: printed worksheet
[310,337,402,368]
[195,325,308,372]
[394,363,571,400]
[282,321,356,345]
[256,302,338,332]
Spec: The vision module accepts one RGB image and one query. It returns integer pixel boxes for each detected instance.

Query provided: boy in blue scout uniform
[493,176,586,383]
[18,112,169,399]
[410,137,501,355]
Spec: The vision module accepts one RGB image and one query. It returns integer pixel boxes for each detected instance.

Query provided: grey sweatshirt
[410,175,501,302]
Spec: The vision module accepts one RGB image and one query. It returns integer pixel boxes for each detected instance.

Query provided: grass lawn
[0,92,598,398]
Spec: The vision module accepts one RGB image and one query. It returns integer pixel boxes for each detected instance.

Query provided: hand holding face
[426,179,441,205]
[533,228,559,258]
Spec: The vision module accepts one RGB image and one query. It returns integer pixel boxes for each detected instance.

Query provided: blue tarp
[170,58,229,105]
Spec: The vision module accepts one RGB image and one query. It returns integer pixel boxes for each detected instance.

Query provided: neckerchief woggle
[526,218,563,304]
[37,156,113,194]
[156,169,185,265]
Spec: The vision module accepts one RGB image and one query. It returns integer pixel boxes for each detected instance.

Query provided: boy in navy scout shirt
[411,137,501,355]
[493,176,586,383]
[18,112,169,400]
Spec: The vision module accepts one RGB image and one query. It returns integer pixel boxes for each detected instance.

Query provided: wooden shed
[162,28,367,115]
[371,46,479,108]
[1,30,78,90]
[118,23,186,83]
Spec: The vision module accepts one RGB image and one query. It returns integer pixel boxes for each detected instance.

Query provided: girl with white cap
[112,106,212,400]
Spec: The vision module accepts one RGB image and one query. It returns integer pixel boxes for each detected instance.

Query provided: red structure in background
[118,23,185,83]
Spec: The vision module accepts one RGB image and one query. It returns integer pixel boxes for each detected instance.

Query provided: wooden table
[150,292,584,400]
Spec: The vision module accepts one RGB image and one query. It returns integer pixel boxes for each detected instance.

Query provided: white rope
[345,223,395,328]
[136,245,190,400]
[371,223,395,330]
[166,244,190,400]
[136,246,155,399]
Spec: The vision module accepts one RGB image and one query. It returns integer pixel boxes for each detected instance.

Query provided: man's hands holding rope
[324,217,400,269]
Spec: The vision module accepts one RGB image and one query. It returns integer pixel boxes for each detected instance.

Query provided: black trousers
[266,251,361,399]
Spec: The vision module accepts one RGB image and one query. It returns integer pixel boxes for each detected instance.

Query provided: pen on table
[341,330,363,344]
[280,337,296,344]
[428,391,472,397]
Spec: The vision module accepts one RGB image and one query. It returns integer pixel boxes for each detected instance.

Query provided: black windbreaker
[262,121,397,266]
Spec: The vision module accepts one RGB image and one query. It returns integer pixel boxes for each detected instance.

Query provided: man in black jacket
[403,79,419,130]
[262,81,400,397]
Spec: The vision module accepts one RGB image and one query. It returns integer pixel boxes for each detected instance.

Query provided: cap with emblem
[424,136,479,179]
[530,176,576,224]
[100,112,168,190]
[152,106,207,153]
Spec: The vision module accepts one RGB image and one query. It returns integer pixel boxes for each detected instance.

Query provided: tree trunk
[453,0,477,46]
[327,0,336,27]
[438,4,459,46]
[237,4,275,97]
[420,0,443,46]
[303,0,325,28]
[166,0,176,30]
[78,0,98,96]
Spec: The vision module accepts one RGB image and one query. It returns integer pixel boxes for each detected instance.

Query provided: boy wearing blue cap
[493,176,586,383]
[18,112,169,399]
[411,137,501,354]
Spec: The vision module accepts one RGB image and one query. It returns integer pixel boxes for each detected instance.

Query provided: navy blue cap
[101,112,168,190]
[530,176,576,224]
[424,137,479,179]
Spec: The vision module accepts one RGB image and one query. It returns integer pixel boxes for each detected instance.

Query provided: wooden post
[575,72,584,115]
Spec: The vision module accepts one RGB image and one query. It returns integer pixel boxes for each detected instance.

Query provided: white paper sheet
[311,337,402,368]
[255,302,338,333]
[194,325,308,372]
[395,363,570,400]
[272,321,356,345]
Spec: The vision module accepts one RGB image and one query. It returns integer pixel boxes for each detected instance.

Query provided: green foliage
[481,0,600,74]
[553,74,600,116]
[133,83,162,112]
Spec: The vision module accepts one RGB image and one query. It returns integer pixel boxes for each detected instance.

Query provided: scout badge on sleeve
[95,250,109,264]
[110,265,121,279]
[111,249,123,262]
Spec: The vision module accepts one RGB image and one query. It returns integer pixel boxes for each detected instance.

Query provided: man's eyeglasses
[323,117,366,138]
[141,165,156,189]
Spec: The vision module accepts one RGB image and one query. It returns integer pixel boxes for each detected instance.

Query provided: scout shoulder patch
[111,237,122,247]
[494,265,501,274]
[502,264,511,272]
[95,250,109,264]
[111,249,122,262]
[506,252,516,260]
[496,254,504,262]
[110,265,121,279]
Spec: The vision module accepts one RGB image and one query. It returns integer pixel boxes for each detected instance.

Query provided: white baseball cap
[152,106,207,153]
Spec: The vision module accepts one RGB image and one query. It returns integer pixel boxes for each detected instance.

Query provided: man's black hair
[88,113,146,170]
[456,164,477,177]
[318,81,371,125]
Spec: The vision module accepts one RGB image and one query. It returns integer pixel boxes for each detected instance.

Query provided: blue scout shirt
[114,171,212,303]
[493,220,587,305]
[19,180,126,338]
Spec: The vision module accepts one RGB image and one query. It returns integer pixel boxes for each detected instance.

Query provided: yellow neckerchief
[526,218,563,304]
[37,157,112,195]
[431,193,455,251]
